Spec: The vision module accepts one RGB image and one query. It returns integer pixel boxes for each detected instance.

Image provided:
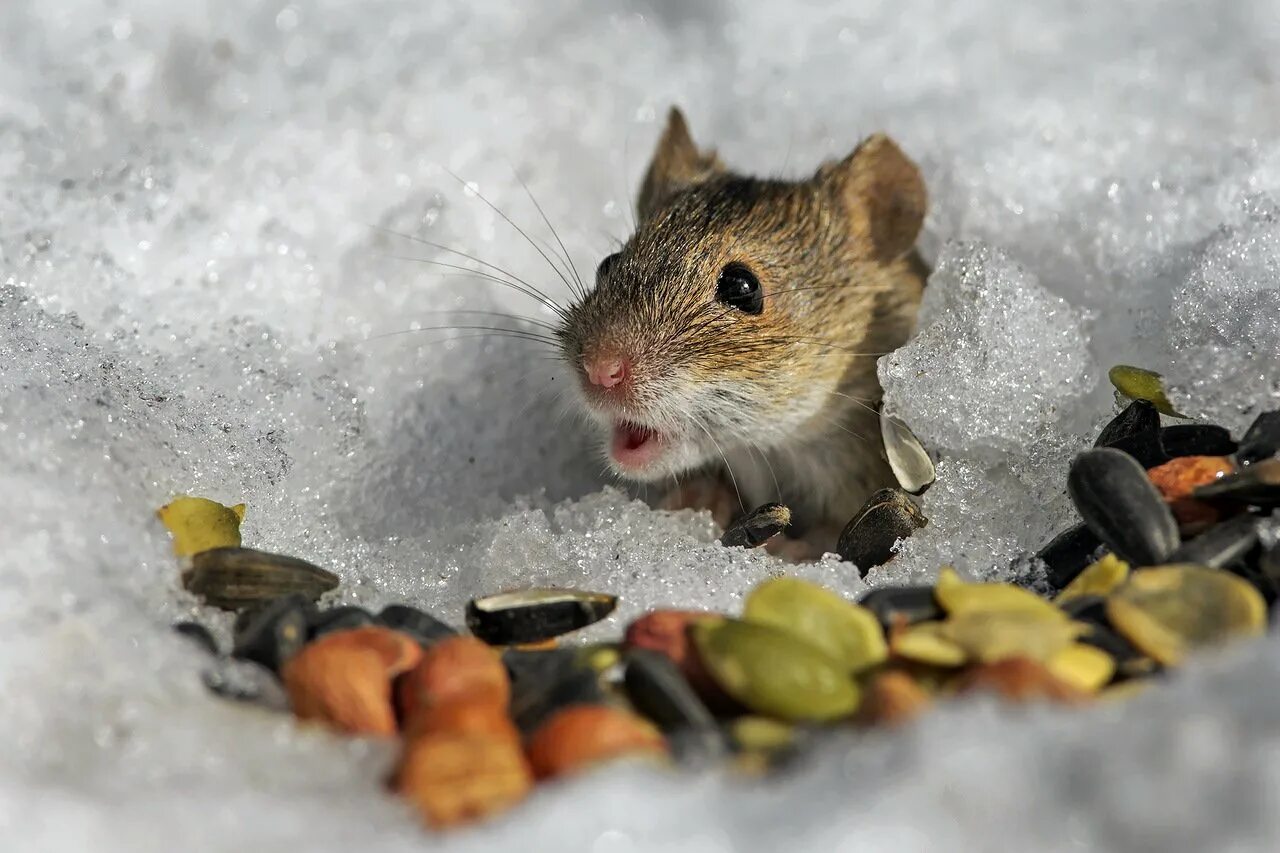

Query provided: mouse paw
[658,477,739,530]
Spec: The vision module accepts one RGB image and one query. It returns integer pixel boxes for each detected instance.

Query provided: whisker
[401,308,562,333]
[690,413,745,518]
[511,167,587,300]
[442,168,580,303]
[376,251,569,320]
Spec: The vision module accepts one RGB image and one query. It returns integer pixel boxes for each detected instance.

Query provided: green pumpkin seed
[1047,643,1116,693]
[935,566,1067,621]
[1106,564,1266,666]
[1054,554,1130,604]
[942,610,1088,664]
[1108,364,1187,418]
[690,619,860,722]
[889,621,968,667]
[743,577,887,673]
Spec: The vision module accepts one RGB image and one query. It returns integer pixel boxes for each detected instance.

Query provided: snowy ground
[3,0,1280,850]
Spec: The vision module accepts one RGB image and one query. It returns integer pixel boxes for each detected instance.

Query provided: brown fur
[558,107,928,554]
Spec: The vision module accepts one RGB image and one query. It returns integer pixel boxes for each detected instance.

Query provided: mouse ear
[637,107,725,221]
[820,134,926,261]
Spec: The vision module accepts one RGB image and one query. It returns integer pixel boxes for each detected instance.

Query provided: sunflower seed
[837,488,928,576]
[1096,399,1160,448]
[1067,448,1180,566]
[881,410,936,495]
[1237,410,1280,466]
[720,503,791,548]
[466,588,617,645]
[183,547,339,611]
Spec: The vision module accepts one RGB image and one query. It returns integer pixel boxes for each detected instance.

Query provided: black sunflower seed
[837,488,928,577]
[1193,458,1280,508]
[466,589,617,645]
[505,648,609,735]
[856,585,942,630]
[1168,514,1262,569]
[231,594,311,674]
[1159,424,1237,459]
[720,503,792,549]
[1096,399,1160,448]
[1035,523,1106,590]
[309,605,375,639]
[1237,410,1280,466]
[1067,448,1180,567]
[624,648,717,733]
[376,604,456,645]
[1104,429,1171,469]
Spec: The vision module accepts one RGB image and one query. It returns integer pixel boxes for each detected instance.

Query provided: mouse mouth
[610,419,667,471]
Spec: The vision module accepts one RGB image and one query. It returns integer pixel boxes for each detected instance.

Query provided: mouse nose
[584,354,629,389]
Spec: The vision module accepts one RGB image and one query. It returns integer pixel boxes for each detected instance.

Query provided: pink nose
[584,355,629,389]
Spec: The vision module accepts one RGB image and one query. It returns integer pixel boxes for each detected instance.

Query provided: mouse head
[558,107,926,483]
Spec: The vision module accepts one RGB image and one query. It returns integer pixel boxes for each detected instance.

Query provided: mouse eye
[715,262,763,315]
[596,252,621,282]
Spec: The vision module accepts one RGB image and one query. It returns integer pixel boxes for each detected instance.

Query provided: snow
[2,0,1280,850]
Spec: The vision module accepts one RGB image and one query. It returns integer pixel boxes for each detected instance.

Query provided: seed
[1107,364,1187,418]
[622,610,733,714]
[881,410,936,495]
[282,630,418,736]
[1237,410,1280,466]
[525,704,668,779]
[155,495,245,557]
[1054,554,1130,605]
[1067,448,1180,566]
[956,657,1089,705]
[465,588,617,645]
[856,585,942,630]
[504,647,609,735]
[1096,399,1160,449]
[837,488,928,576]
[309,605,375,639]
[404,694,521,745]
[1159,424,1237,459]
[720,503,792,548]
[182,547,340,611]
[1046,643,1116,693]
[1148,455,1234,532]
[377,604,456,646]
[889,621,967,667]
[396,636,510,725]
[394,731,533,829]
[935,566,1068,621]
[1193,458,1280,508]
[943,610,1087,664]
[172,620,219,656]
[232,594,312,674]
[1106,564,1267,666]
[690,619,861,722]
[856,670,932,727]
[742,577,887,673]
[1104,429,1173,469]
[623,648,717,733]
[1035,523,1106,590]
[1168,514,1262,569]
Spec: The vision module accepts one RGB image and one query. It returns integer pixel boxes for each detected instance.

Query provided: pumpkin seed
[935,566,1068,621]
[889,621,967,667]
[880,410,936,494]
[1054,554,1130,604]
[1106,564,1266,666]
[183,547,340,611]
[837,488,927,576]
[943,610,1087,663]
[720,503,792,549]
[690,619,860,722]
[1108,364,1187,418]
[1067,448,1180,566]
[743,577,887,673]
[466,588,617,645]
[156,495,245,557]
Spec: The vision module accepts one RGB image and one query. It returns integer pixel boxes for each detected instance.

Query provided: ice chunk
[879,243,1097,456]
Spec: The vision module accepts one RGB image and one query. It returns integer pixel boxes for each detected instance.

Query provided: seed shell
[183,547,340,611]
[156,495,246,557]
[1108,364,1187,418]
[880,410,936,495]
[720,503,792,549]
[466,588,617,645]
[837,488,928,576]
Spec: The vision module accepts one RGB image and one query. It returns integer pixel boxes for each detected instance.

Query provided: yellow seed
[943,610,1087,664]
[891,621,967,667]
[1106,564,1266,666]
[1054,555,1131,605]
[1107,364,1188,418]
[730,716,797,752]
[1099,680,1152,702]
[935,568,1067,621]
[156,495,246,556]
[1046,643,1116,693]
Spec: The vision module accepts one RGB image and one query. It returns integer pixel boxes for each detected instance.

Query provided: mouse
[556,107,929,559]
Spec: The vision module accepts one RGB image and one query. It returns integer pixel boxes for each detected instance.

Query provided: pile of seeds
[160,370,1279,832]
